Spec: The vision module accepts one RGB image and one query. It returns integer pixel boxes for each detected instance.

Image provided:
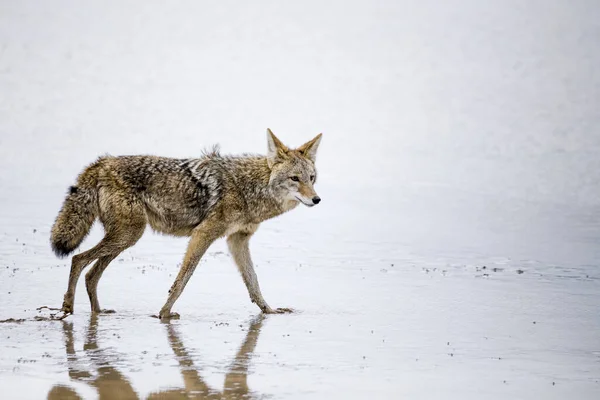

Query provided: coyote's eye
[290,176,300,182]
[310,175,315,181]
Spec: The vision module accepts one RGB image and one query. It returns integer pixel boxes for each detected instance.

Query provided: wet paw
[151,312,180,320]
[49,310,71,320]
[264,307,294,314]
[36,306,72,320]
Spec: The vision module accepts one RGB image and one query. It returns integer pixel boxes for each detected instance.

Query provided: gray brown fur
[49,129,322,319]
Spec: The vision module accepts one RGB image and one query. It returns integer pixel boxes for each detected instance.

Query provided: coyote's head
[266,129,322,207]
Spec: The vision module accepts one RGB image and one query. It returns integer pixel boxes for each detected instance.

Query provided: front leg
[227,230,293,314]
[158,222,223,319]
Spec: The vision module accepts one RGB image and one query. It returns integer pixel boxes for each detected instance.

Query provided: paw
[61,302,74,315]
[97,309,116,314]
[263,307,294,314]
[152,312,180,320]
[46,309,71,321]
[36,306,71,320]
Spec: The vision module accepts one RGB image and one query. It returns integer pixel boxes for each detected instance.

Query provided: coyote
[49,129,322,319]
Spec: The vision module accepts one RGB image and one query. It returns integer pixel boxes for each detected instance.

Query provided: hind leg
[61,243,109,314]
[62,189,146,315]
[85,222,144,313]
[85,254,118,313]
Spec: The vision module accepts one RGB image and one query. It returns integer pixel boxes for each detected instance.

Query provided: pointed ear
[266,128,289,168]
[297,133,322,163]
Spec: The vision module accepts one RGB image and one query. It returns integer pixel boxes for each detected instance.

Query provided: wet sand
[1,194,599,399]
[2,1,600,399]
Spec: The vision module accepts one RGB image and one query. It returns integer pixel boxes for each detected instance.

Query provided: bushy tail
[50,184,98,258]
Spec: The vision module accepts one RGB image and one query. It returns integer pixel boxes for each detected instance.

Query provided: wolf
[49,129,322,319]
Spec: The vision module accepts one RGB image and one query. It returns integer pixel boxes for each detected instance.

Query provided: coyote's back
[50,153,226,257]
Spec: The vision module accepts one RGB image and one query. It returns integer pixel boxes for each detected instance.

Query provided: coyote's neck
[227,156,298,222]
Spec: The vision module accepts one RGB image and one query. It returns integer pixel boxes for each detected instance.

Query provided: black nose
[312,196,321,205]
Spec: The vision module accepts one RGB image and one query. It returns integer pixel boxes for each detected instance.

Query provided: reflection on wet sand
[47,315,265,400]
[148,316,265,400]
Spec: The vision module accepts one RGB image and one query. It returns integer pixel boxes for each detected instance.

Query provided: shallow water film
[1,1,599,399]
